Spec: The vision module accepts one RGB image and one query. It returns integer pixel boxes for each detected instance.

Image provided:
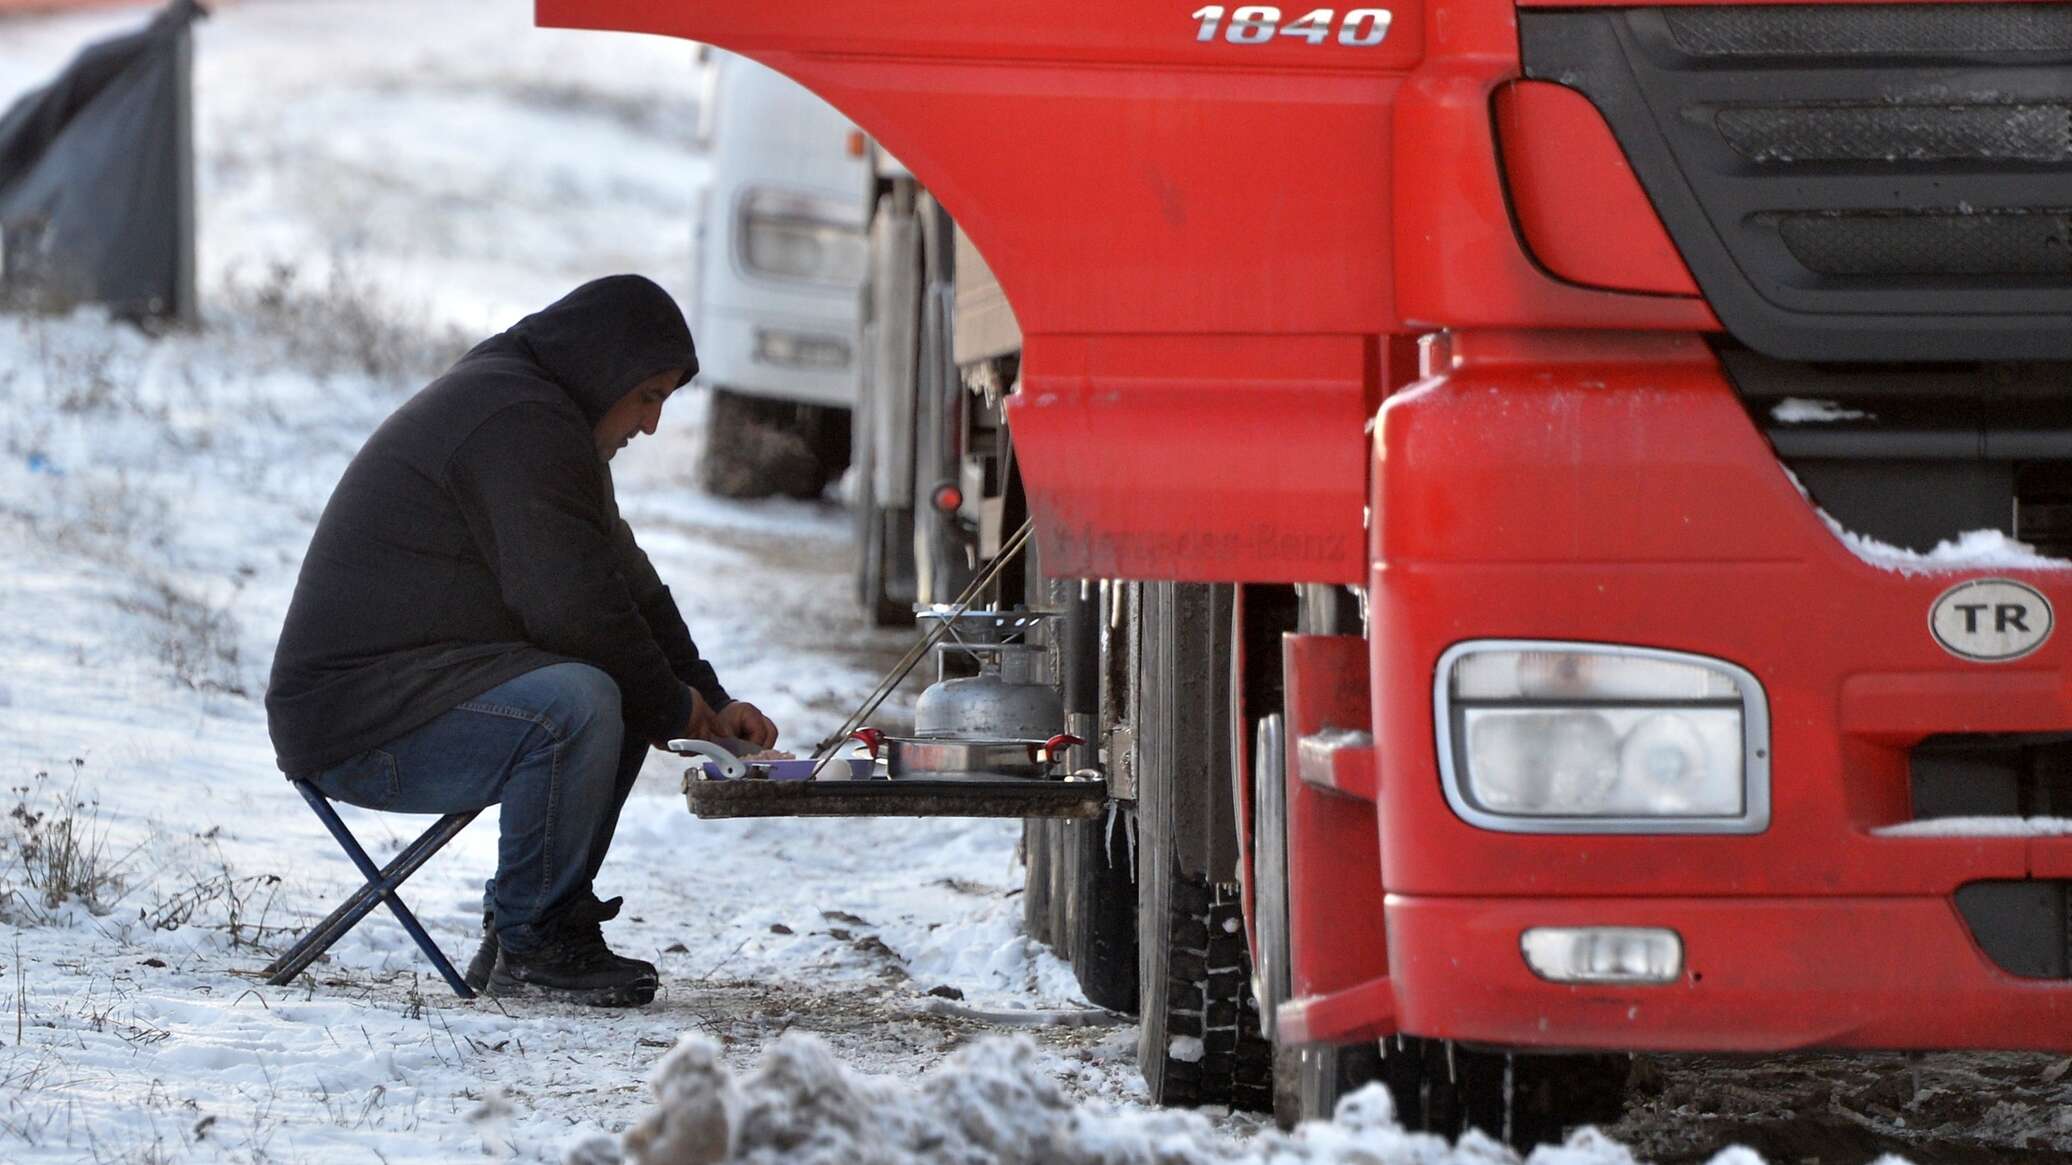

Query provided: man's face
[594,369,684,461]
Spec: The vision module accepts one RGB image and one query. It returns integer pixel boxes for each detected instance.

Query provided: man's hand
[713,701,779,750]
[665,688,722,747]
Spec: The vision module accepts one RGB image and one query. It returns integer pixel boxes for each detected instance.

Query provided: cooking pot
[849,728,1083,781]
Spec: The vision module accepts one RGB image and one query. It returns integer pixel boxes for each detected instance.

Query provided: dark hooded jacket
[265,275,729,775]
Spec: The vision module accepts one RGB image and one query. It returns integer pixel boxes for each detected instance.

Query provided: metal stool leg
[273,781,479,998]
[263,804,479,988]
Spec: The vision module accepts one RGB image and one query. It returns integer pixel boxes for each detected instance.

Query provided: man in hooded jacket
[267,275,776,1007]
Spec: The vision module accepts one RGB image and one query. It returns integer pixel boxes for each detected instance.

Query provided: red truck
[542,0,2072,1148]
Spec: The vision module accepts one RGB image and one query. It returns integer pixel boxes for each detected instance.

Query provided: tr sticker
[1929,578,2054,662]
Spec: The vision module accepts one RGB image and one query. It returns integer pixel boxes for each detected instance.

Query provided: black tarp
[0,0,204,323]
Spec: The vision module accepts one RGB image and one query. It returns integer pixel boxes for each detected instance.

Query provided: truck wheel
[1136,583,1273,1112]
[803,402,851,488]
[859,506,912,626]
[1020,554,1136,1010]
[1254,713,1302,1126]
[698,387,830,500]
[907,191,976,604]
[1070,816,1137,1013]
[1023,815,1138,1013]
[850,412,913,626]
[852,183,921,620]
[1021,820,1055,947]
[1138,857,1272,1110]
[1241,596,1301,1125]
[1286,1040,1382,1126]
[1066,814,1138,1013]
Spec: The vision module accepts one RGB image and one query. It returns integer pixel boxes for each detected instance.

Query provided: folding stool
[262,780,481,998]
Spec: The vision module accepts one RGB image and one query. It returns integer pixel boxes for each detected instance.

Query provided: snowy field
[3,2,2059,1163]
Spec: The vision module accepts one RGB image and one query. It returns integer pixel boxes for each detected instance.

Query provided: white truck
[689,49,871,500]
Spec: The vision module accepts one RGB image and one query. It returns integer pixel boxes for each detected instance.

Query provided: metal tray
[670,736,1107,817]
[683,773,1108,819]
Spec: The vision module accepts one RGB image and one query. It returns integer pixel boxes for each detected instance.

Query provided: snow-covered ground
[6,3,2058,1164]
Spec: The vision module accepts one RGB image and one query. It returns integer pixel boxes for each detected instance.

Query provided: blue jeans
[308,663,646,955]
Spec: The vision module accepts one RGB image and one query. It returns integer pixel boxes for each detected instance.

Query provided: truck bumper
[1388,893,2072,1051]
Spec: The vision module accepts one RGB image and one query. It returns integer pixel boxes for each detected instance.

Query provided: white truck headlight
[736,188,867,285]
[1436,642,1769,834]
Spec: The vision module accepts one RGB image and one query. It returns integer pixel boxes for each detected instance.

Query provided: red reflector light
[930,482,963,513]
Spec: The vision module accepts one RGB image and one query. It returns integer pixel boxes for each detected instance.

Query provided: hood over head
[505,275,697,426]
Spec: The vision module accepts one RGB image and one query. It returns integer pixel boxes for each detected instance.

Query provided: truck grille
[1726,350,2072,556]
[1773,210,2072,278]
[1661,3,2072,55]
[1521,5,2072,362]
[1716,104,2072,165]
[2020,463,2072,552]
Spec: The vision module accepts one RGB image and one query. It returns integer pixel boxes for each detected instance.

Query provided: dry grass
[144,846,289,952]
[0,763,133,923]
[218,256,469,385]
[114,579,249,698]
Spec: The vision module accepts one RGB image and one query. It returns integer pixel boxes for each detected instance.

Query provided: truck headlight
[1436,642,1769,833]
[736,188,867,285]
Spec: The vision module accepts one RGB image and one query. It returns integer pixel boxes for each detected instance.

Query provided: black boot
[464,902,497,992]
[485,897,656,1007]
[467,891,630,992]
[464,878,505,992]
